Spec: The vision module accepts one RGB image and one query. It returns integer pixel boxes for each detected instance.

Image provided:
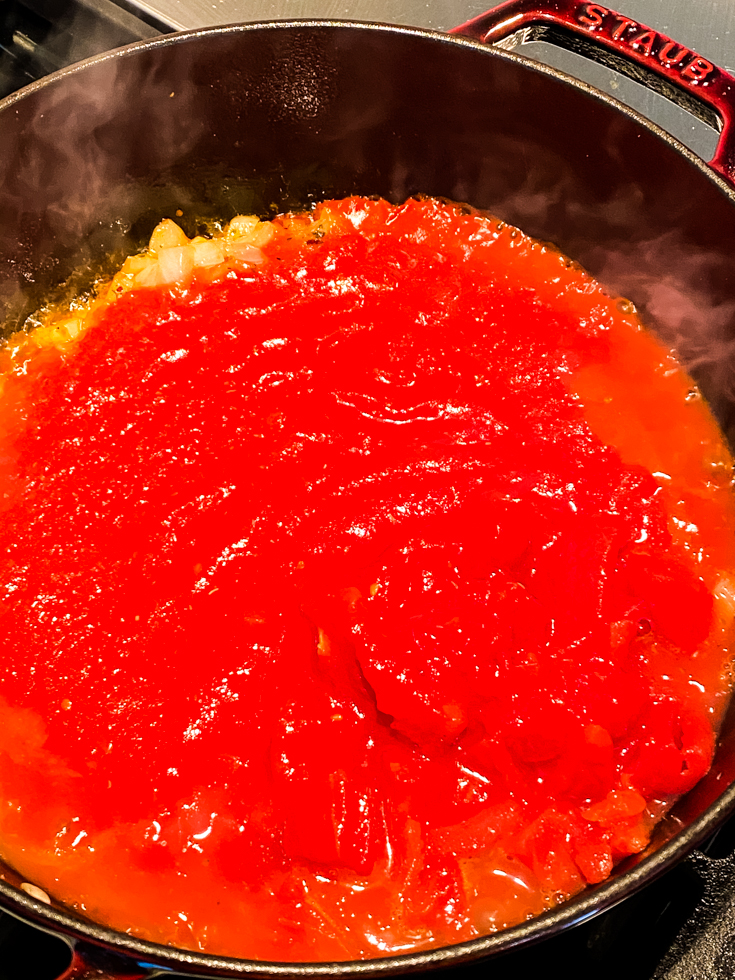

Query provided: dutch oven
[1,1,735,976]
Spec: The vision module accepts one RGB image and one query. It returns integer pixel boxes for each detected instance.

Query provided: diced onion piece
[157,244,196,284]
[134,261,165,289]
[248,222,276,249]
[225,241,266,266]
[226,215,261,241]
[226,216,276,248]
[107,255,149,296]
[20,882,51,904]
[123,255,150,275]
[61,318,82,340]
[149,219,190,252]
[192,239,226,268]
[32,322,75,349]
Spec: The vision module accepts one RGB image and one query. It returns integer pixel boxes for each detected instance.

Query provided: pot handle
[451,0,735,188]
[57,943,154,979]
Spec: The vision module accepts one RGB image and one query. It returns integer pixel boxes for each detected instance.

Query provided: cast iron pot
[2,2,735,977]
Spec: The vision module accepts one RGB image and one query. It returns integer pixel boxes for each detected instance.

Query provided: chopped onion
[157,245,195,284]
[226,216,276,250]
[225,241,266,266]
[226,215,260,241]
[149,219,190,252]
[192,239,226,268]
[20,883,51,904]
[123,255,150,277]
[250,224,276,248]
[134,261,165,289]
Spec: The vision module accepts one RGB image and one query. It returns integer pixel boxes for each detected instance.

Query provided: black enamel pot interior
[1,18,735,979]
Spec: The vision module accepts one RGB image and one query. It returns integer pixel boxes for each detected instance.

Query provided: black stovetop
[0,0,164,100]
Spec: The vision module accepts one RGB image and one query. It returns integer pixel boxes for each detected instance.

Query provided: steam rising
[0,44,206,333]
[601,232,735,394]
[12,54,201,239]
[479,138,735,442]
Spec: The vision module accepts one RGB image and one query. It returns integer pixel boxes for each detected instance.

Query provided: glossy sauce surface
[0,197,733,960]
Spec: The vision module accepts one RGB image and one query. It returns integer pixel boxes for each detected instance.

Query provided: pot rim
[2,18,735,976]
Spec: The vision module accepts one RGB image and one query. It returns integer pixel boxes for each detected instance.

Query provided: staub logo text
[576,2,715,84]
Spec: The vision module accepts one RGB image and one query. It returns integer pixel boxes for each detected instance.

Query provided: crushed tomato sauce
[0,196,734,961]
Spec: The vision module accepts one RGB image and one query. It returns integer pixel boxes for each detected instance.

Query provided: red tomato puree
[0,196,734,961]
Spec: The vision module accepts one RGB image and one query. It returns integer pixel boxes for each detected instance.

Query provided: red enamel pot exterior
[1,5,735,977]
[453,0,735,185]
